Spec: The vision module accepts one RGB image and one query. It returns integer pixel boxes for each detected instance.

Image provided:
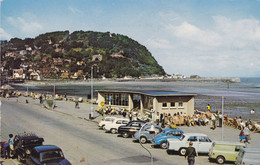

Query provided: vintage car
[26,145,71,165]
[104,118,130,134]
[235,148,260,165]
[14,133,44,163]
[133,123,162,144]
[118,120,146,138]
[209,141,246,164]
[152,128,183,149]
[98,117,117,129]
[167,133,212,156]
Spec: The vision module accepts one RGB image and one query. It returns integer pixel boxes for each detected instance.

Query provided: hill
[1,30,165,79]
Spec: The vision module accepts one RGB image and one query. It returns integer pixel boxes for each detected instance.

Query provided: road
[1,98,239,165]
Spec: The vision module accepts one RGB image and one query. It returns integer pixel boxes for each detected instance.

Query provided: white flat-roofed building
[97,90,197,116]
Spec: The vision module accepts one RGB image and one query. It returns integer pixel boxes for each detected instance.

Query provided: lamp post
[139,122,157,165]
[90,64,99,119]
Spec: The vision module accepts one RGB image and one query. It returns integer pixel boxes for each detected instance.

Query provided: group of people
[1,134,14,159]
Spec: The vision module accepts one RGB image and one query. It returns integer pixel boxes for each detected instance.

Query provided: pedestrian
[8,134,14,157]
[211,113,216,130]
[75,100,80,109]
[155,112,160,125]
[122,110,127,118]
[160,113,163,124]
[207,104,211,112]
[239,129,245,142]
[161,113,165,128]
[129,112,132,121]
[244,124,250,144]
[3,141,10,159]
[218,112,223,127]
[64,93,67,101]
[39,95,43,104]
[185,141,198,165]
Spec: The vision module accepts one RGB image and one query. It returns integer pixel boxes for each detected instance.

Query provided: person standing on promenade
[8,134,14,157]
[3,141,10,159]
[244,124,250,144]
[185,141,198,165]
[211,113,216,130]
[218,112,223,127]
[155,112,160,125]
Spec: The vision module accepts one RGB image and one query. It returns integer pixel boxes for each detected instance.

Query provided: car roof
[240,148,260,153]
[34,145,61,153]
[213,141,246,146]
[129,120,146,123]
[183,133,208,136]
[163,128,183,132]
[16,133,40,140]
[114,118,129,121]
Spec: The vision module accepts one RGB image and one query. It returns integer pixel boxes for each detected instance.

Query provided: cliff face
[1,30,165,79]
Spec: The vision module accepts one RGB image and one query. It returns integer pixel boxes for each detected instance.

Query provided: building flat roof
[97,89,197,97]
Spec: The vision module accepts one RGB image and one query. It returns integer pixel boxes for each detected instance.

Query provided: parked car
[13,133,44,163]
[98,117,117,129]
[235,148,260,165]
[167,133,212,156]
[152,128,183,149]
[26,145,71,165]
[118,120,146,138]
[133,123,162,144]
[208,141,246,164]
[104,118,130,134]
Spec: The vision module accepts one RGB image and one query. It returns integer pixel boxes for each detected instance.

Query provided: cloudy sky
[1,0,260,77]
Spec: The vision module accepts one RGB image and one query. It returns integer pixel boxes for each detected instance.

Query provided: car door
[197,136,212,153]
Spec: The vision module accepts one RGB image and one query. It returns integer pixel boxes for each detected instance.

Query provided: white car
[98,117,117,129]
[167,133,212,156]
[104,118,129,134]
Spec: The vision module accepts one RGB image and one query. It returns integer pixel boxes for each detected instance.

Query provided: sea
[11,77,260,122]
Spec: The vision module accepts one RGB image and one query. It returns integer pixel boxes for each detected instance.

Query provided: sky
[1,0,260,77]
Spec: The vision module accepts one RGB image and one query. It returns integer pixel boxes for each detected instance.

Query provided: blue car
[152,128,183,149]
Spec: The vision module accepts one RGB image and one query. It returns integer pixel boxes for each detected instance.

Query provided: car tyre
[140,136,147,144]
[111,128,117,134]
[216,155,225,164]
[160,141,167,149]
[122,132,129,138]
[17,154,22,162]
[179,148,187,156]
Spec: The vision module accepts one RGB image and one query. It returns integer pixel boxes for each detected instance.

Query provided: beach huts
[97,90,197,116]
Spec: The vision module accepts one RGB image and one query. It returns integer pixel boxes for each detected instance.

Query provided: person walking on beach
[207,104,211,112]
[185,141,198,165]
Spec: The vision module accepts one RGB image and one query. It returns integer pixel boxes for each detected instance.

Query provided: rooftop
[97,89,197,97]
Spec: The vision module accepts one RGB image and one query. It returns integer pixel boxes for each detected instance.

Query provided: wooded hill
[1,30,165,79]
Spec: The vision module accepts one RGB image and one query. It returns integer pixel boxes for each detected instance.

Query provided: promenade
[1,96,260,165]
[8,96,260,147]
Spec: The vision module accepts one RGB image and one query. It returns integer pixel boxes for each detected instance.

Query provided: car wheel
[140,136,147,144]
[160,141,167,149]
[17,154,22,162]
[122,132,129,138]
[111,128,117,134]
[216,156,225,164]
[179,148,187,156]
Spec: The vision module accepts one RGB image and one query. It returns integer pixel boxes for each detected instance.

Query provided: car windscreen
[40,150,64,162]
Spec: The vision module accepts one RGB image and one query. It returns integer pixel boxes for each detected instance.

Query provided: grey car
[133,123,162,144]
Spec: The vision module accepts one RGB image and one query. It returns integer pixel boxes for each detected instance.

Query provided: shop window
[162,102,167,107]
[170,102,175,107]
[178,102,183,107]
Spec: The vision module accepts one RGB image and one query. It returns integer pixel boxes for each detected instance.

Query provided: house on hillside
[92,54,102,62]
[13,69,25,79]
[110,52,125,58]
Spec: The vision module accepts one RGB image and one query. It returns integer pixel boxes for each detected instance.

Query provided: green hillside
[1,30,165,79]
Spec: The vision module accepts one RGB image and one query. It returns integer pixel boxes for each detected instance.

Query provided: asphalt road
[1,98,225,165]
